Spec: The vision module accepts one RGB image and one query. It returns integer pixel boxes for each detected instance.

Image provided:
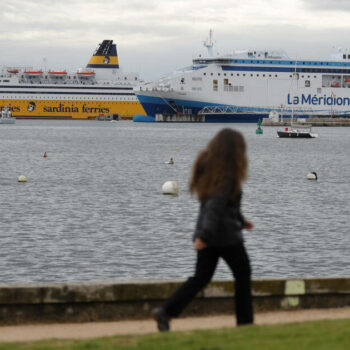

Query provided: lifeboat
[24,70,43,76]
[7,69,19,74]
[77,71,95,76]
[48,71,67,76]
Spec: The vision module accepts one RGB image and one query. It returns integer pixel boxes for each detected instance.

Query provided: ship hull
[137,93,269,123]
[0,98,145,119]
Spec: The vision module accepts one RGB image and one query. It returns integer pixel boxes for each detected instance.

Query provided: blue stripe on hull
[136,94,298,123]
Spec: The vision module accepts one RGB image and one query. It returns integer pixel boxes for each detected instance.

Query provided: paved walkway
[1,308,350,343]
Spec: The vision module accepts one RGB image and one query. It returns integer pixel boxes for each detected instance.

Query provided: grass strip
[0,318,349,350]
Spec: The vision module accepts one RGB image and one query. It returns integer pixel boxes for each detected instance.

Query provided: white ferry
[135,31,350,122]
[0,40,145,119]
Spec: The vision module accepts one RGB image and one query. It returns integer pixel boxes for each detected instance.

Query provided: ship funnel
[86,40,119,69]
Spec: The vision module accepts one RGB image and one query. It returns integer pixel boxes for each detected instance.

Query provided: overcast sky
[1,0,350,80]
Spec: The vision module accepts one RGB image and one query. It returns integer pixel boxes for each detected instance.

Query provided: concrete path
[1,308,350,343]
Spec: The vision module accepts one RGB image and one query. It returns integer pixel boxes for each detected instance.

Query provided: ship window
[243,74,246,76]
[203,73,206,75]
[237,74,240,76]
[218,73,221,76]
[250,74,253,77]
[224,73,226,76]
[344,54,346,59]
[305,80,311,87]
[213,79,218,91]
[263,74,265,77]
[257,74,259,77]
[275,75,278,77]
[211,73,213,76]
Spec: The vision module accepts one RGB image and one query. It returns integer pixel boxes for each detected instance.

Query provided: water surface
[0,120,349,283]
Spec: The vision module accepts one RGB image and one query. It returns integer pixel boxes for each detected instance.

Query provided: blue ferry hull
[136,94,297,123]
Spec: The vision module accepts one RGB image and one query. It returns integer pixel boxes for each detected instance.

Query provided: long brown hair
[189,128,248,201]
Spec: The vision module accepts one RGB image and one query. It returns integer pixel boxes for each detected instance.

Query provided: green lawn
[1,319,349,350]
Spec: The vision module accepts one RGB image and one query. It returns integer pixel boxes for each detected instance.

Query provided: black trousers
[163,242,253,325]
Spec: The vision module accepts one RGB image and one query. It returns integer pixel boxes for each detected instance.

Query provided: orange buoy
[43,152,48,158]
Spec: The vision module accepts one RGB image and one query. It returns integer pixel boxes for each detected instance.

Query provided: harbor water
[0,120,349,284]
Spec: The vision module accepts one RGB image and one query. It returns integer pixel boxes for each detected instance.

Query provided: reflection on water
[0,120,349,283]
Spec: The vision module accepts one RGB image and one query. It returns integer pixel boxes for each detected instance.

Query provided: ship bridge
[193,49,289,65]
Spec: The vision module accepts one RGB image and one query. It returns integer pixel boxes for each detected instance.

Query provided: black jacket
[193,191,245,247]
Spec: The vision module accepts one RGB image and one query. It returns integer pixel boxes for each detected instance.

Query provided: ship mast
[203,29,214,57]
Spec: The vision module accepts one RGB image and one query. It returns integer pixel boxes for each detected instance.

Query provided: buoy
[43,152,48,158]
[18,175,27,182]
[162,181,179,195]
[166,158,174,165]
[306,172,317,180]
[256,119,263,134]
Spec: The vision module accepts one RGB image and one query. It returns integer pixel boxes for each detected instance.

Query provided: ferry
[0,40,145,119]
[135,31,350,122]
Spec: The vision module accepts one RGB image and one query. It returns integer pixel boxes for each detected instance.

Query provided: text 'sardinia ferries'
[0,40,145,119]
[135,30,350,122]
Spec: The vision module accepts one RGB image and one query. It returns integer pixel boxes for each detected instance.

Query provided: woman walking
[154,128,254,331]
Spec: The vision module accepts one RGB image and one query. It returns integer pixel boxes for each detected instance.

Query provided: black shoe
[153,307,170,332]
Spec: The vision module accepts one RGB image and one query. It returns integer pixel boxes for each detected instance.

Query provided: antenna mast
[203,29,214,57]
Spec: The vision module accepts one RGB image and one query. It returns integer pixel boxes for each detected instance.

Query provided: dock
[155,113,205,122]
[262,116,350,126]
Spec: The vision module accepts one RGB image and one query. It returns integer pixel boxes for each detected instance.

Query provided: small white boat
[277,124,318,138]
[0,107,16,124]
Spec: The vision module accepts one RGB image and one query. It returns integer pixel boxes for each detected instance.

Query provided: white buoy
[18,175,27,182]
[306,172,317,180]
[162,181,179,195]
